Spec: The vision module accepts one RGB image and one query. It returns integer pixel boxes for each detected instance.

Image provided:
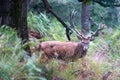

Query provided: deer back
[39,41,89,62]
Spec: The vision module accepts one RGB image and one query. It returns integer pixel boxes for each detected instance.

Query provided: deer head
[70,10,104,51]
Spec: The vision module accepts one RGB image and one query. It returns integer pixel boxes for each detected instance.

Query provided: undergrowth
[0,12,120,80]
[0,25,46,80]
[28,12,120,80]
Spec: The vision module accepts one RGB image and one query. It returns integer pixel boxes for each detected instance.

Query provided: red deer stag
[38,10,104,62]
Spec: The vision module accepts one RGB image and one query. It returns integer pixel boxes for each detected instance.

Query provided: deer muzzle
[81,43,89,51]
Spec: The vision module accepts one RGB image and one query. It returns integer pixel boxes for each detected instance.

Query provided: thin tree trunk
[0,0,31,57]
[81,1,91,35]
[12,0,31,56]
[20,0,31,56]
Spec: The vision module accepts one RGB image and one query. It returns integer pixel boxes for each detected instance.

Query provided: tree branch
[42,0,72,41]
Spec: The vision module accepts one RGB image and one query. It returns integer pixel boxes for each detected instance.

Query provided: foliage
[93,0,120,7]
[0,9,120,80]
[28,12,68,41]
[0,25,46,80]
[28,11,120,79]
[28,12,49,34]
[29,0,120,28]
[91,3,119,29]
[105,28,120,60]
[0,25,22,55]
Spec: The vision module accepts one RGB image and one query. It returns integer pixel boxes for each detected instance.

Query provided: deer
[36,10,104,62]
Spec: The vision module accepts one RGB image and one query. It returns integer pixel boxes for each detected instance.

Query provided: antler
[91,23,104,36]
[70,10,85,39]
[89,16,105,36]
[89,17,105,41]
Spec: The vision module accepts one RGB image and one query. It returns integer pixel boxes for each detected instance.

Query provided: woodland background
[0,0,120,80]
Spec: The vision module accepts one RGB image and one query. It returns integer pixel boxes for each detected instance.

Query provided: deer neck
[74,42,88,58]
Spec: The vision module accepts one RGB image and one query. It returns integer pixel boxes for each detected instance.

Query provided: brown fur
[39,41,89,62]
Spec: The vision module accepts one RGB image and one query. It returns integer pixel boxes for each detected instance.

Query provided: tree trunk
[0,0,31,57]
[20,0,31,56]
[0,0,11,26]
[13,0,31,56]
[81,1,91,35]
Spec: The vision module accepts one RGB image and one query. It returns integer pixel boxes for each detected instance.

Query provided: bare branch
[42,0,72,41]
